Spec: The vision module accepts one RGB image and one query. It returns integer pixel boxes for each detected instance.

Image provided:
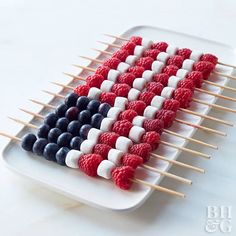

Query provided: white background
[0,0,236,235]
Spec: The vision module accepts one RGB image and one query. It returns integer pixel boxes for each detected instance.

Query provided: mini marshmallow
[128,126,145,143]
[87,87,102,100]
[190,51,203,61]
[107,107,122,119]
[143,106,159,119]
[133,78,146,91]
[65,150,83,169]
[128,88,141,101]
[114,97,128,110]
[125,55,138,66]
[80,140,96,154]
[161,87,175,98]
[107,69,120,82]
[151,61,164,73]
[100,80,114,92]
[134,45,145,57]
[150,95,165,110]
[117,62,130,73]
[87,128,103,142]
[142,70,154,82]
[176,69,188,79]
[100,118,115,131]
[182,59,195,70]
[141,38,153,48]
[132,115,146,127]
[115,136,132,153]
[108,149,124,165]
[168,75,182,88]
[156,52,169,63]
[97,160,116,179]
[166,45,179,55]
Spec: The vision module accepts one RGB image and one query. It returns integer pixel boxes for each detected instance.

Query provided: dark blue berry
[65,93,79,107]
[48,128,62,143]
[79,124,92,139]
[37,124,50,138]
[65,106,79,121]
[70,136,83,150]
[87,100,101,114]
[98,103,111,117]
[76,96,90,110]
[21,133,37,152]
[57,132,73,147]
[91,113,104,129]
[78,110,91,124]
[56,117,69,132]
[44,113,58,128]
[32,138,48,156]
[43,143,60,161]
[55,147,70,165]
[55,104,68,117]
[67,120,81,136]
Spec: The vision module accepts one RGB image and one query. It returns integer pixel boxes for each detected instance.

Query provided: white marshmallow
[100,118,115,131]
[143,106,158,119]
[117,62,130,73]
[107,107,122,119]
[128,126,145,143]
[133,78,146,91]
[166,45,178,55]
[150,95,165,110]
[65,150,83,169]
[182,59,195,70]
[156,52,169,63]
[80,140,96,154]
[134,45,145,57]
[100,80,114,92]
[141,38,153,48]
[97,160,116,179]
[114,97,128,110]
[132,115,146,127]
[151,61,164,73]
[190,51,203,61]
[125,55,138,66]
[87,128,103,142]
[128,88,141,101]
[161,87,175,98]
[107,69,120,82]
[87,87,102,100]
[142,70,154,82]
[168,75,182,88]
[115,136,132,153]
[176,69,188,79]
[108,149,124,165]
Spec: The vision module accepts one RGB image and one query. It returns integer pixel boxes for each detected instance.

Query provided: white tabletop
[0,0,236,235]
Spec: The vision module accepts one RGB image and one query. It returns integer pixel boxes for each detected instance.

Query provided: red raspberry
[112,49,129,61]
[103,57,121,69]
[200,53,218,65]
[193,61,215,78]
[95,66,110,78]
[151,42,168,52]
[128,66,145,78]
[173,88,193,108]
[143,119,164,134]
[141,131,160,150]
[167,55,184,68]
[186,71,203,88]
[100,92,116,106]
[177,48,192,60]
[178,78,195,91]
[78,154,104,177]
[139,91,155,105]
[143,49,160,59]
[146,82,164,95]
[155,109,176,128]
[130,36,142,45]
[99,132,119,148]
[93,144,111,158]
[74,84,89,96]
[121,42,136,54]
[153,73,169,86]
[119,109,138,122]
[112,120,132,137]
[122,153,143,169]
[127,101,146,115]
[86,74,104,88]
[163,99,180,112]
[130,143,152,162]
[111,166,135,190]
[162,65,178,76]
[117,73,136,86]
[135,57,154,70]
[111,83,130,97]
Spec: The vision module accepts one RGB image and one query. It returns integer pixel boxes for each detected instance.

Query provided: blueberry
[55,104,68,117]
[91,113,104,129]
[70,136,83,150]
[43,143,60,161]
[48,128,62,143]
[21,133,37,152]
[37,124,50,138]
[65,93,79,107]
[76,96,90,110]
[98,103,111,117]
[87,100,101,114]
[78,110,91,124]
[79,124,92,139]
[44,113,58,128]
[67,120,81,136]
[32,138,48,156]
[57,132,73,147]
[56,117,69,132]
[55,147,70,165]
[65,106,79,121]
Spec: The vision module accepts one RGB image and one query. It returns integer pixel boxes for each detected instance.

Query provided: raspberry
[112,120,132,137]
[86,74,104,88]
[186,71,203,88]
[155,109,176,128]
[141,131,160,150]
[200,53,218,65]
[151,42,168,51]
[178,78,195,91]
[117,73,136,86]
[177,48,192,60]
[143,119,164,134]
[78,154,103,177]
[119,109,138,122]
[146,82,164,95]
[103,57,121,69]
[130,36,142,45]
[162,65,178,76]
[111,83,130,97]
[135,57,154,70]
[111,166,135,190]
[139,91,155,105]
[127,101,146,115]
[173,88,193,108]
[143,49,160,59]
[121,42,136,54]
[95,66,110,78]
[99,132,119,148]
[153,73,169,86]
[130,143,152,162]
[100,92,116,106]
[193,61,215,78]
[167,55,184,68]
[93,144,111,158]
[128,66,145,78]
[122,154,143,169]
[163,99,180,112]
[112,49,129,61]
[74,84,89,96]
